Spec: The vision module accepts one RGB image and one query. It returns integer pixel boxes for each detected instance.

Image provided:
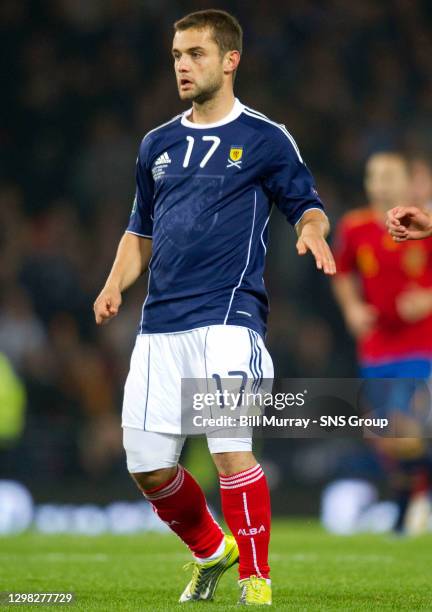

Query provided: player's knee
[130,466,177,492]
[211,450,256,476]
[207,437,254,475]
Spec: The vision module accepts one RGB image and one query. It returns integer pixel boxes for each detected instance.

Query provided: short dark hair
[174,9,243,56]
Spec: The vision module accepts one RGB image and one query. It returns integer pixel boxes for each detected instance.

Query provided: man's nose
[177,57,191,72]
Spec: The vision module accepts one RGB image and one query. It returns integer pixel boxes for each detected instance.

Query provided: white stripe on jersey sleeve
[143,113,183,140]
[125,230,153,238]
[294,207,327,226]
[242,107,303,162]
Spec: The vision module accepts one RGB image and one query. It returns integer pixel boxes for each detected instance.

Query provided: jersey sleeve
[333,217,357,274]
[126,137,154,238]
[262,127,325,226]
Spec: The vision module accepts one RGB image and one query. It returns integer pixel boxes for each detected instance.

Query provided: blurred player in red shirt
[333,152,432,533]
[334,153,432,367]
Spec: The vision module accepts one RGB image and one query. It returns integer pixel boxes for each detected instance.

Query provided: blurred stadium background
[1,0,432,534]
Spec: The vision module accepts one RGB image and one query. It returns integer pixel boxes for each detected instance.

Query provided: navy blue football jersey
[127,98,324,338]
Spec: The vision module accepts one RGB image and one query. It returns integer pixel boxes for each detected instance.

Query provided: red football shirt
[334,207,432,364]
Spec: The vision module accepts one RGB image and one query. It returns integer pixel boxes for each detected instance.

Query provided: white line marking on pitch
[0,552,193,562]
[0,552,394,563]
[0,553,109,562]
[269,553,394,563]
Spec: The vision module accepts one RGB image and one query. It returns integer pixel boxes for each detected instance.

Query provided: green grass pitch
[1,520,431,610]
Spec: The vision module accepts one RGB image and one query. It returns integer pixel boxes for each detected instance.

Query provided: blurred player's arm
[396,287,432,323]
[332,217,377,337]
[295,209,336,275]
[331,273,377,338]
[94,233,152,325]
[386,206,432,241]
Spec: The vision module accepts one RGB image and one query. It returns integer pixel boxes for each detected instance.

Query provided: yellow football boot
[179,534,239,602]
[238,575,272,606]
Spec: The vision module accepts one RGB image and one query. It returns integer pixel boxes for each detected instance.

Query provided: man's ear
[223,50,241,75]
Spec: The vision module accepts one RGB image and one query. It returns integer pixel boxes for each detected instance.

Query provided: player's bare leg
[130,466,238,603]
[212,451,272,605]
[131,467,177,490]
[211,450,256,475]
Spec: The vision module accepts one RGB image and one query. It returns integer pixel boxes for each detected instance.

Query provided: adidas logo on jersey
[154,152,171,166]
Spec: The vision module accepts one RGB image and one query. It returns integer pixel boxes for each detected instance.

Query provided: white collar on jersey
[181,98,244,129]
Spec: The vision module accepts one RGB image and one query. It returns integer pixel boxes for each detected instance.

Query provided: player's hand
[94,285,122,325]
[386,206,432,241]
[296,231,337,275]
[396,288,432,323]
[344,302,378,338]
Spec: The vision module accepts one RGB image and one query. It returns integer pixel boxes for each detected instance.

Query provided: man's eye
[192,52,201,59]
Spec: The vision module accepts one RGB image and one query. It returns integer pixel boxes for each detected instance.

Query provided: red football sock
[220,464,271,580]
[144,465,224,558]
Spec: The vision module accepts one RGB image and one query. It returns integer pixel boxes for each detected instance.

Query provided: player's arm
[396,286,432,323]
[94,136,154,326]
[295,209,336,275]
[386,206,432,241]
[94,233,152,325]
[262,126,335,275]
[331,273,377,338]
[331,218,377,338]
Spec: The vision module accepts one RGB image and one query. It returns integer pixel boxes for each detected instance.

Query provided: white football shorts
[122,324,273,433]
[122,427,256,473]
[121,325,273,471]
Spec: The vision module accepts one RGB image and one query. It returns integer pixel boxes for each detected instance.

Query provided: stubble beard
[179,73,223,105]
[191,82,221,105]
